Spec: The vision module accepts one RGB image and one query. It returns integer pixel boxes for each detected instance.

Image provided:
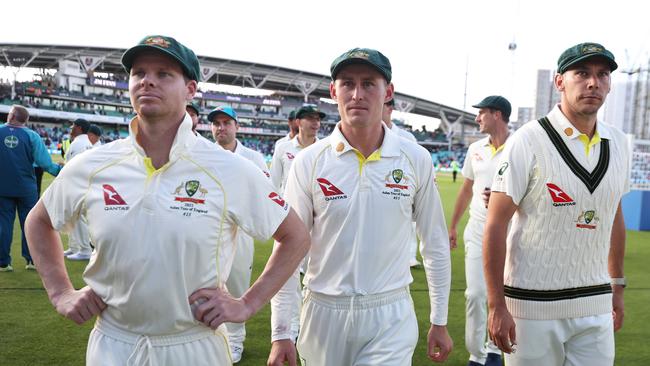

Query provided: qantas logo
[102,184,129,211]
[286,152,295,160]
[103,184,127,205]
[546,183,576,207]
[316,178,347,201]
[268,192,288,209]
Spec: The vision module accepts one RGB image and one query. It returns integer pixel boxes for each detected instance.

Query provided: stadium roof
[0,43,476,129]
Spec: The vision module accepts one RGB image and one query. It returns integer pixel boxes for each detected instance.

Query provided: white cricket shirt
[42,114,289,335]
[270,135,317,192]
[462,136,506,223]
[271,123,451,341]
[66,134,93,162]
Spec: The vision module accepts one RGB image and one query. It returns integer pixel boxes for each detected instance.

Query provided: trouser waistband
[94,316,216,346]
[306,286,410,310]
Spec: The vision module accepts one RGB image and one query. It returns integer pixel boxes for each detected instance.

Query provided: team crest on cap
[348,50,369,59]
[576,210,599,229]
[145,37,171,48]
[581,44,603,54]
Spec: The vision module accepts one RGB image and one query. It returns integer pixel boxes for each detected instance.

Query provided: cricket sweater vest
[501,117,628,320]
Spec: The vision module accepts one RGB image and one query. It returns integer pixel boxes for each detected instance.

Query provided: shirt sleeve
[226,155,289,241]
[270,143,284,191]
[461,144,474,180]
[270,152,314,341]
[28,129,61,176]
[491,130,535,205]
[252,151,271,179]
[413,151,451,325]
[41,155,90,233]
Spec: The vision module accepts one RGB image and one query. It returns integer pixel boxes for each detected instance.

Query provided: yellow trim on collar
[489,144,505,157]
[577,131,601,156]
[143,157,171,177]
[353,149,381,173]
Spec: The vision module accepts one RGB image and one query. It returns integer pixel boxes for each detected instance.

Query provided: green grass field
[1,171,649,365]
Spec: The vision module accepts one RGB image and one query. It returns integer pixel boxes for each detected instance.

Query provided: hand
[51,286,106,325]
[612,286,625,331]
[448,227,458,250]
[427,324,453,362]
[488,304,517,353]
[482,188,492,208]
[267,339,297,366]
[189,287,254,329]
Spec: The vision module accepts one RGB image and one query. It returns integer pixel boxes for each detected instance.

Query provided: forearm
[483,220,508,309]
[25,201,75,303]
[608,203,626,278]
[420,225,451,325]
[241,210,309,316]
[270,260,300,341]
[450,181,472,230]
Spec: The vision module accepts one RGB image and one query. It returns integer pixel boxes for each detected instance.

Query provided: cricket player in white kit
[382,98,421,268]
[449,95,511,366]
[484,42,629,366]
[267,48,452,366]
[26,35,310,366]
[63,118,93,261]
[209,105,270,363]
[270,105,323,192]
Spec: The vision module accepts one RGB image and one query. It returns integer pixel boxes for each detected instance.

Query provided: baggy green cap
[330,48,392,82]
[557,42,617,74]
[472,95,512,120]
[121,35,201,82]
[296,105,326,119]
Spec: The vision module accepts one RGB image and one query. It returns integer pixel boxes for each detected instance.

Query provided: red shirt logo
[316,178,344,196]
[546,183,575,206]
[102,184,127,205]
[268,192,286,207]
[286,152,295,160]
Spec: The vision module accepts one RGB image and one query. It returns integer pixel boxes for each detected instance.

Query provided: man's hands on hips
[427,324,453,362]
[189,287,254,329]
[51,286,106,325]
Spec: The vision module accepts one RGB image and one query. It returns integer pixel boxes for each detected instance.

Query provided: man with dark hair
[209,105,270,362]
[186,101,201,133]
[88,124,103,147]
[274,110,299,148]
[63,118,93,260]
[449,95,511,366]
[268,48,452,366]
[485,42,628,366]
[26,35,309,365]
[270,105,323,192]
[1,105,61,272]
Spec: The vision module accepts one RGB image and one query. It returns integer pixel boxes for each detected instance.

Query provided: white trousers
[87,316,231,366]
[225,234,254,347]
[68,217,91,255]
[505,313,614,366]
[464,219,500,364]
[297,287,418,366]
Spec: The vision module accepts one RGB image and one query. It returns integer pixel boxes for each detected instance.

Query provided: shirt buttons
[336,142,344,152]
[564,127,573,136]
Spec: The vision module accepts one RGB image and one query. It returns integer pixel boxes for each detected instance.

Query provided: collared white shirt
[271,123,451,341]
[462,136,507,222]
[66,134,93,162]
[390,123,417,143]
[270,135,317,192]
[274,133,291,148]
[42,114,289,335]
[494,104,627,205]
[233,139,270,178]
